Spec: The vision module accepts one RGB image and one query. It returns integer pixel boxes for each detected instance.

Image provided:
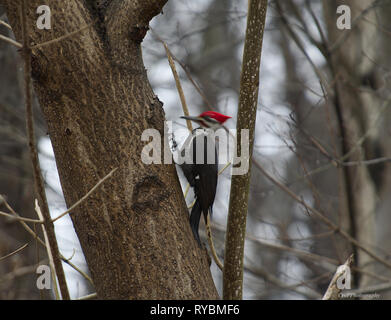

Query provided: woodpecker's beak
[180,115,202,122]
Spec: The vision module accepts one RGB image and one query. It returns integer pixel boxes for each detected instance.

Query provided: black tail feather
[205,206,212,223]
[190,200,202,245]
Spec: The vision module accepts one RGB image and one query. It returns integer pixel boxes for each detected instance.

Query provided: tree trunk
[323,0,379,288]
[2,0,218,299]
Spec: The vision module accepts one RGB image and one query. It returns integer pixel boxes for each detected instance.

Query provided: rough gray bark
[1,0,218,299]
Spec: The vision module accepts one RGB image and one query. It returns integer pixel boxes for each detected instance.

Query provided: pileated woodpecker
[179,111,231,245]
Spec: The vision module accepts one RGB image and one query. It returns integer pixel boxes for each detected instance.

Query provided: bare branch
[328,0,385,53]
[253,160,391,270]
[0,209,43,223]
[77,292,98,300]
[51,168,118,223]
[206,215,223,271]
[0,263,43,284]
[32,22,94,49]
[0,19,12,29]
[0,34,22,48]
[338,157,391,167]
[34,199,60,300]
[0,243,29,262]
[152,30,193,131]
[245,262,322,299]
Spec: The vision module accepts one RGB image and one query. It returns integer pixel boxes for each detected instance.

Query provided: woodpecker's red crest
[181,111,231,129]
[199,111,231,124]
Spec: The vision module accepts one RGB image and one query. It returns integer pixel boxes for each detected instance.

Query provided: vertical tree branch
[20,0,70,299]
[161,38,193,131]
[223,0,268,300]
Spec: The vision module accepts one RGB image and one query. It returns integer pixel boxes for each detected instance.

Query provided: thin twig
[0,19,12,30]
[245,260,322,299]
[35,200,60,300]
[304,0,327,51]
[346,281,391,296]
[283,96,391,186]
[0,195,94,286]
[206,215,223,271]
[0,243,29,262]
[51,168,117,222]
[171,55,214,109]
[213,222,388,283]
[275,0,330,94]
[0,34,22,48]
[213,221,337,269]
[63,259,93,285]
[32,22,93,49]
[0,209,43,223]
[0,263,43,283]
[152,29,193,131]
[183,183,190,199]
[77,292,98,300]
[252,160,391,270]
[63,248,76,262]
[328,0,385,53]
[151,31,215,110]
[338,157,391,167]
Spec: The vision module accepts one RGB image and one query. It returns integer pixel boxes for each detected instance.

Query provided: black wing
[192,133,218,223]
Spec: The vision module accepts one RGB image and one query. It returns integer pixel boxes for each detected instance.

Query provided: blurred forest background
[1,0,391,299]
